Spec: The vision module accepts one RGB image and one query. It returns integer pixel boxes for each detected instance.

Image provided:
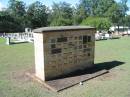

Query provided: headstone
[6,37,11,45]
[105,33,110,39]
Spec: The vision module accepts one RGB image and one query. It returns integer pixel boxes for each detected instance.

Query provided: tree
[7,0,26,31]
[119,0,129,27]
[0,11,24,32]
[106,3,123,26]
[78,0,95,16]
[94,0,115,16]
[79,0,97,16]
[73,0,115,25]
[81,17,111,31]
[8,0,26,16]
[124,15,130,27]
[120,0,129,16]
[26,1,48,28]
[50,2,73,26]
[78,0,115,17]
[105,2,129,32]
[72,5,88,25]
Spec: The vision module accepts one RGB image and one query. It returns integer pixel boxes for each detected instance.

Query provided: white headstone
[6,37,11,45]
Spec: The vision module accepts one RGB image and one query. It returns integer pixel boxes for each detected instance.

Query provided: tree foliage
[8,0,26,16]
[106,3,124,26]
[78,0,115,16]
[72,5,88,25]
[0,0,129,33]
[94,0,115,16]
[50,2,73,26]
[81,17,111,31]
[120,0,129,16]
[125,15,130,27]
[0,11,24,32]
[26,1,48,28]
[1,0,26,32]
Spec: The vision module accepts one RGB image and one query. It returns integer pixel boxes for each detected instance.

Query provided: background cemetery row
[1,26,130,43]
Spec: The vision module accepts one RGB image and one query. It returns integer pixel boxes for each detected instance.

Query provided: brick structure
[33,26,96,81]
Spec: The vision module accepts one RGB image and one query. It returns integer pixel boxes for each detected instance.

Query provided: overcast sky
[0,0,130,14]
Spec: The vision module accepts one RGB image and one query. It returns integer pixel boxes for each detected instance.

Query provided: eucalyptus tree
[50,2,73,26]
[8,0,26,17]
[26,1,49,28]
[125,15,130,27]
[7,0,26,31]
[78,0,115,16]
[0,11,24,32]
[81,17,111,31]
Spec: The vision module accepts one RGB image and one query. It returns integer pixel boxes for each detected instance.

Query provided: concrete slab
[26,69,108,92]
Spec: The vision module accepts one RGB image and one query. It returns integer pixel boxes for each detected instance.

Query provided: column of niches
[87,30,95,67]
[69,31,77,64]
[76,32,83,65]
[44,33,61,79]
[74,31,83,69]
[59,32,73,74]
[76,33,84,66]
[78,31,92,68]
[46,32,71,77]
[63,31,75,70]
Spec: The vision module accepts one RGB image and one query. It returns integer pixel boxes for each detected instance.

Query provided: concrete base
[26,69,108,92]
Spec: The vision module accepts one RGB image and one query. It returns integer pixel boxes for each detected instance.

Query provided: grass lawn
[0,37,130,97]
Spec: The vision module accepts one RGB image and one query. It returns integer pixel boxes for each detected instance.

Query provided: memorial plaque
[51,48,62,54]
[57,37,67,42]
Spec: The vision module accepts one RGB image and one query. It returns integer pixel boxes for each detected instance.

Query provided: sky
[0,0,130,14]
[0,0,79,9]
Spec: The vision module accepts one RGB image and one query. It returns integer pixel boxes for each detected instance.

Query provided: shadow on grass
[96,37,120,41]
[110,37,120,40]
[10,41,29,45]
[51,60,125,80]
[96,39,107,41]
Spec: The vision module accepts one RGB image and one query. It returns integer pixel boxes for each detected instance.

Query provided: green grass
[0,37,130,97]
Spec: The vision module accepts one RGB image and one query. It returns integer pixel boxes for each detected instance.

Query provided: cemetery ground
[0,37,130,97]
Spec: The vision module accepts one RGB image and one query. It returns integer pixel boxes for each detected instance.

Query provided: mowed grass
[0,37,130,97]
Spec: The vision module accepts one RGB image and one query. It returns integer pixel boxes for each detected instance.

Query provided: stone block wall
[42,29,95,80]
